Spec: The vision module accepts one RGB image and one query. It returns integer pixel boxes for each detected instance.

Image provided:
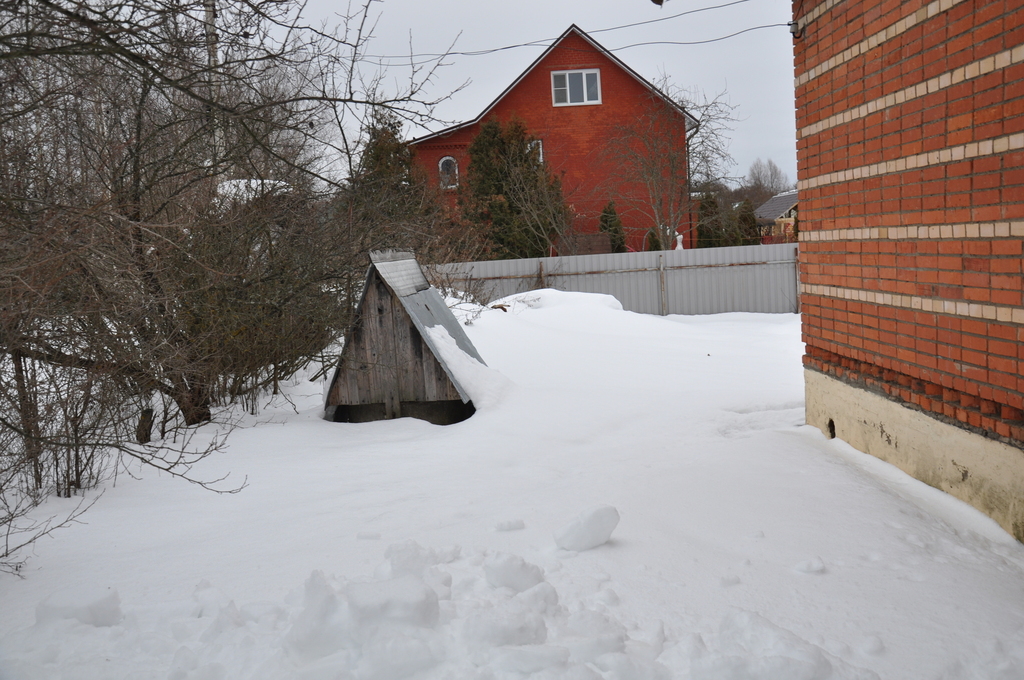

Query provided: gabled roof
[755,190,799,222]
[366,251,485,403]
[410,24,698,145]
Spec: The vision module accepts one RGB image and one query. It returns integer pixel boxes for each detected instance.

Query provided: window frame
[551,69,602,107]
[527,139,543,164]
[438,155,459,189]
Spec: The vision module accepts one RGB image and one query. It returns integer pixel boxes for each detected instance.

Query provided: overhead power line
[362,0,783,62]
[613,24,790,50]
[589,0,756,34]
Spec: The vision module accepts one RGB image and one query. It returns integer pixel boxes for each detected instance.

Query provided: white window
[551,69,601,106]
[438,156,458,188]
[528,139,543,163]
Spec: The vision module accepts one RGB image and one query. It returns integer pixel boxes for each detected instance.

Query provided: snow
[3,289,1024,680]
[554,507,620,553]
[422,323,510,408]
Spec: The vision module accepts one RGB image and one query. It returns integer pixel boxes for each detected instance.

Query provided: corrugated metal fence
[431,243,799,315]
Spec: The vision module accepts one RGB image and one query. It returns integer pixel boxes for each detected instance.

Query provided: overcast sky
[306,0,797,186]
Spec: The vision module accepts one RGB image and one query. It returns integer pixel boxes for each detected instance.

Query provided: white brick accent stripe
[797,132,1024,190]
[799,221,1024,243]
[797,0,844,31]
[801,284,1024,325]
[799,45,1024,139]
[795,0,967,88]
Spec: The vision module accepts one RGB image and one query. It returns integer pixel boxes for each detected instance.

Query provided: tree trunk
[135,408,155,444]
[170,376,213,426]
[11,351,44,489]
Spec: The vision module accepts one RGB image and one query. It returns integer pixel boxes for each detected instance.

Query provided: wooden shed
[324,251,484,425]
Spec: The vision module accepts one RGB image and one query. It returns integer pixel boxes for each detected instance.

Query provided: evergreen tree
[345,110,422,229]
[697,191,721,248]
[355,110,413,191]
[464,120,570,259]
[646,228,663,251]
[338,111,484,264]
[736,200,760,246]
[599,201,627,253]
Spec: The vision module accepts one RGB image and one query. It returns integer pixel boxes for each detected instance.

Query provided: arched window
[438,156,458,188]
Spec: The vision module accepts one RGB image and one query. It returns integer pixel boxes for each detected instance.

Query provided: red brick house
[409,25,699,253]
[793,0,1024,537]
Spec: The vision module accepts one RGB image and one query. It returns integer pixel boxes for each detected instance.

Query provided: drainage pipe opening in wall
[826,418,836,439]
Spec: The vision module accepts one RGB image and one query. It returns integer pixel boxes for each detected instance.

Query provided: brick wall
[794,0,1024,446]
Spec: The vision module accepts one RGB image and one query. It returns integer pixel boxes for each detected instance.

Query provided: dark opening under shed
[323,251,484,425]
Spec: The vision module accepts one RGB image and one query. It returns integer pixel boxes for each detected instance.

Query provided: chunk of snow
[516,581,560,616]
[464,608,547,649]
[691,611,839,680]
[353,632,439,680]
[463,596,549,649]
[483,552,545,592]
[493,644,571,673]
[345,575,440,628]
[423,566,452,600]
[377,540,460,580]
[554,506,620,551]
[197,600,244,644]
[35,586,122,627]
[285,571,349,662]
[794,557,828,574]
[857,634,886,656]
[593,651,672,680]
[494,519,526,532]
[192,580,231,618]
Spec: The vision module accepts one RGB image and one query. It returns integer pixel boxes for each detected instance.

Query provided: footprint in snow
[793,557,827,574]
[494,519,525,532]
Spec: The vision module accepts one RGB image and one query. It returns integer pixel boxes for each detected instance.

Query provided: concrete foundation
[805,369,1024,541]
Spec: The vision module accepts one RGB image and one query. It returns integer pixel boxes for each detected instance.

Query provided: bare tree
[742,158,794,208]
[609,80,736,250]
[0,0,455,571]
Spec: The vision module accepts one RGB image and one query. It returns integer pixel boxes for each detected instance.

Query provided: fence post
[794,245,801,313]
[539,260,546,288]
[659,252,667,316]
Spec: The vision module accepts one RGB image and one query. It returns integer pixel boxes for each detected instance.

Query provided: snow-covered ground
[3,290,1024,680]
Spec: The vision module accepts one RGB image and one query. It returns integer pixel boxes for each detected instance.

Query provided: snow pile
[554,506,620,552]
[3,291,1024,679]
[34,586,123,628]
[423,324,512,409]
[687,612,863,680]
[1,540,886,680]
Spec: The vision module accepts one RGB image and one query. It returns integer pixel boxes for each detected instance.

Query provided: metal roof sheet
[370,250,430,297]
[368,251,486,403]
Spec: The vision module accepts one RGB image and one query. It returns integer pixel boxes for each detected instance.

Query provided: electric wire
[612,24,790,50]
[361,0,786,63]
[588,0,756,34]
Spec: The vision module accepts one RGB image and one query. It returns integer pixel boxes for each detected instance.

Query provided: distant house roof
[755,190,799,222]
[409,24,698,145]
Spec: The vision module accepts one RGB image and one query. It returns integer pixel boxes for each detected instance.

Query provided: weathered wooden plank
[391,300,415,403]
[326,258,476,420]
